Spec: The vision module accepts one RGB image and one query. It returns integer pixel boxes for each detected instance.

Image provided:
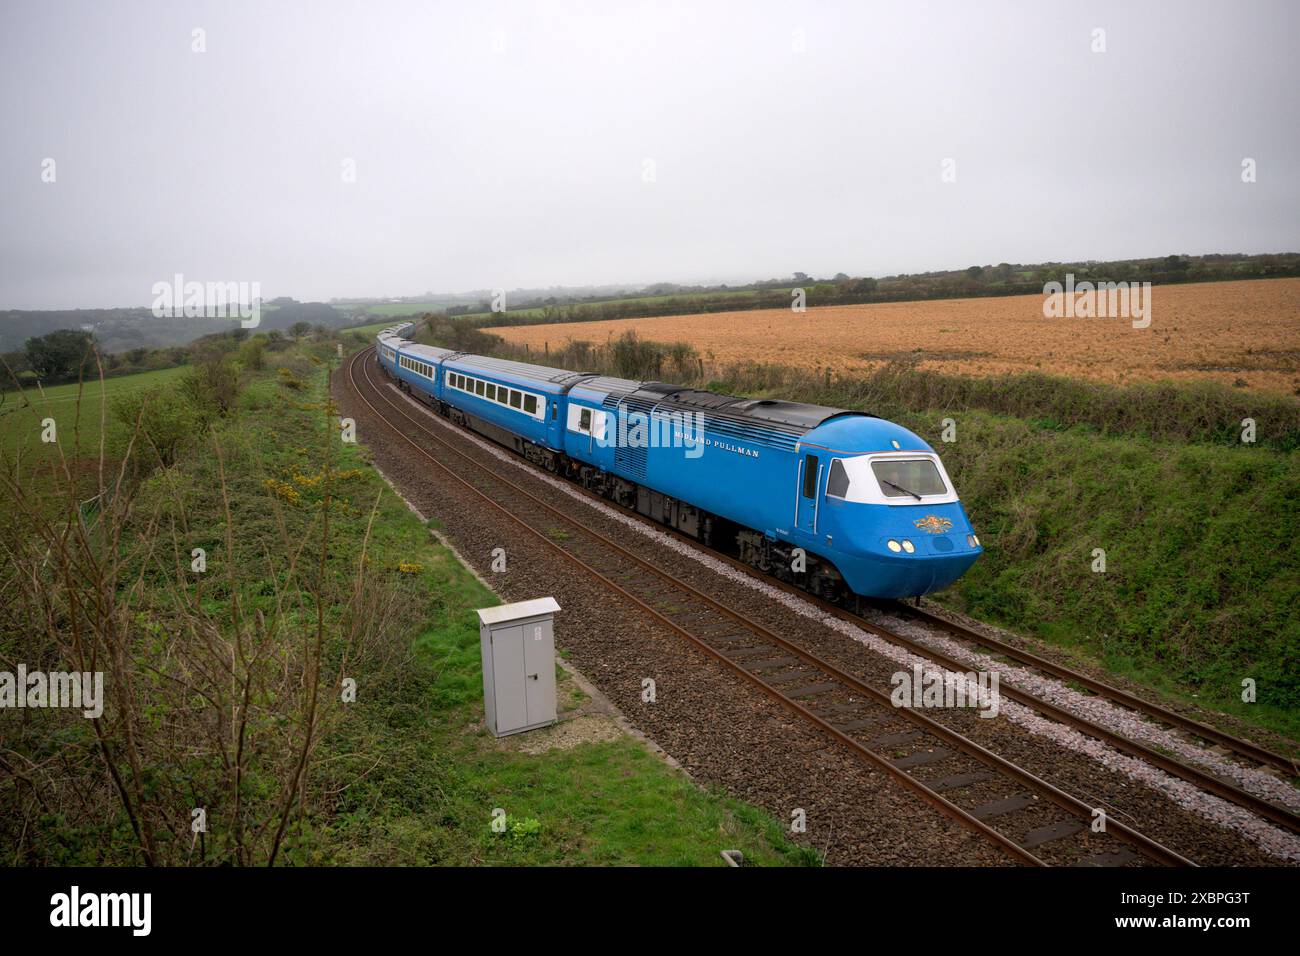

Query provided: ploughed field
[487,278,1300,396]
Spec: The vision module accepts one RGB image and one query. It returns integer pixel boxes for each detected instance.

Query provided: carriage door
[795,453,820,534]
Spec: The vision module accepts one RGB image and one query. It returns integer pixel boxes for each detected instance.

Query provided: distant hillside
[0,299,346,353]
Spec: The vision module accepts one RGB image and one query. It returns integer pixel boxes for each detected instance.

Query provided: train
[375,322,982,601]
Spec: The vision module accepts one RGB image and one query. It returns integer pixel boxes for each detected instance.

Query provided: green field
[363,302,464,317]
[340,318,411,336]
[0,365,189,458]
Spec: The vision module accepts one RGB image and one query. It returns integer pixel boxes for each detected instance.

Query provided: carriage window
[802,455,819,499]
[826,459,851,498]
[523,395,537,414]
[509,390,522,409]
[551,403,558,421]
[871,459,947,497]
[486,383,496,401]
[475,380,485,396]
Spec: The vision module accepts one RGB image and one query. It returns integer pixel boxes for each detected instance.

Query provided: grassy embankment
[418,317,1300,742]
[0,340,816,866]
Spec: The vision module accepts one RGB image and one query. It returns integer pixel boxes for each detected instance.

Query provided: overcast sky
[1,0,1297,309]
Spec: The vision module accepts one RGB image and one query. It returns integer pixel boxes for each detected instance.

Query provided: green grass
[0,365,190,459]
[311,569,820,865]
[219,351,818,866]
[919,409,1300,739]
[341,318,412,335]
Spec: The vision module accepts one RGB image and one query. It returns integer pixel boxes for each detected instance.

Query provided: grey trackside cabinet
[476,597,560,737]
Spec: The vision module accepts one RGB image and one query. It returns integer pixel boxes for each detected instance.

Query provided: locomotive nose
[829,504,983,598]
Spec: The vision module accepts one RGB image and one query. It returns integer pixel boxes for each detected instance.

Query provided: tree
[25,329,96,382]
[289,321,312,339]
[966,265,984,280]
[1,349,30,381]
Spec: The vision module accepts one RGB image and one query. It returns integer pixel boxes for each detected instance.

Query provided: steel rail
[884,601,1299,777]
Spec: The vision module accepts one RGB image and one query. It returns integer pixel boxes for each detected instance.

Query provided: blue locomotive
[375,322,981,601]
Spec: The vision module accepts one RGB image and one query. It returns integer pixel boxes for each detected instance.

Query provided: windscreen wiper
[881,478,923,501]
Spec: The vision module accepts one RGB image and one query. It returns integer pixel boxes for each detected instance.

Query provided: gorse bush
[109,383,210,471]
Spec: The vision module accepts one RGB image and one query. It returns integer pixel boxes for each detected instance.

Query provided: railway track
[578,499,1300,835]
[347,345,1300,839]
[883,600,1300,778]
[369,343,1299,837]
[345,346,1196,867]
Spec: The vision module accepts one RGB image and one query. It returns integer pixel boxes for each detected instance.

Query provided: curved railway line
[343,345,1214,867]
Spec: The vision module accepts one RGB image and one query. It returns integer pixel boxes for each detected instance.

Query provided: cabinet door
[490,625,527,733]
[523,620,556,727]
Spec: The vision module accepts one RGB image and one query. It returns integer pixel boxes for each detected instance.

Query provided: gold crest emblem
[914,515,953,534]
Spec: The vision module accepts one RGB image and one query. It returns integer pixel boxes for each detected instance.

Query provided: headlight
[967,534,980,548]
[886,539,902,553]
[901,539,915,553]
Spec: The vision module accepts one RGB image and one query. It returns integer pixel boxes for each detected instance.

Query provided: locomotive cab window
[802,455,819,499]
[871,458,947,497]
[579,408,591,432]
[826,459,851,498]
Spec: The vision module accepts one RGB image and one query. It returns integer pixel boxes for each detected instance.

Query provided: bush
[109,385,209,471]
[239,338,266,371]
[182,352,240,415]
